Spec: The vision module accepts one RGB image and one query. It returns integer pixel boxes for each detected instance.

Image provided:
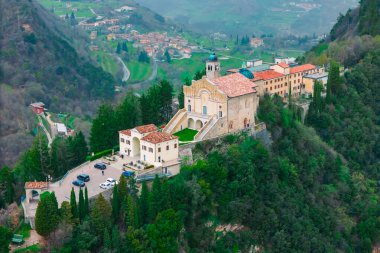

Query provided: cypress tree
[60,201,73,224]
[111,225,120,250]
[116,42,121,54]
[148,175,162,221]
[91,194,112,234]
[139,181,149,225]
[118,175,127,202]
[326,61,340,103]
[78,188,85,222]
[84,187,89,216]
[126,195,140,229]
[70,188,78,219]
[35,195,51,236]
[112,184,119,222]
[104,228,112,249]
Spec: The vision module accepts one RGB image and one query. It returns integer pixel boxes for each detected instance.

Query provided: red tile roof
[25,182,48,189]
[119,129,131,136]
[135,124,157,134]
[141,132,178,144]
[212,73,256,98]
[253,70,284,81]
[290,64,315,74]
[278,62,289,68]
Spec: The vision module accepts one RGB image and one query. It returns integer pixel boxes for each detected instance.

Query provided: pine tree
[84,187,89,217]
[50,191,59,213]
[116,42,121,54]
[139,181,149,225]
[127,176,138,197]
[326,61,340,103]
[112,184,119,222]
[70,12,77,26]
[140,94,150,125]
[70,188,78,220]
[116,92,141,131]
[69,131,88,167]
[165,50,172,63]
[78,188,85,222]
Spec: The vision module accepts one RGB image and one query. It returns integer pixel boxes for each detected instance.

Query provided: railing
[57,161,90,186]
[136,171,172,182]
[163,108,186,133]
[194,115,218,141]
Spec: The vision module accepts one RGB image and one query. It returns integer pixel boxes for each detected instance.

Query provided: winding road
[114,54,130,82]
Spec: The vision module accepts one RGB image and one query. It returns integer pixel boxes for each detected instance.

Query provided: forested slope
[0,0,115,166]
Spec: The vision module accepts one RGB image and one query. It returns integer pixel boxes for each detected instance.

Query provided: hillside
[135,0,358,36]
[0,0,116,167]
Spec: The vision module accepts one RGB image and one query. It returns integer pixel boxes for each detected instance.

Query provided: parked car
[106,178,117,186]
[94,163,107,170]
[122,171,135,178]
[99,182,112,189]
[72,180,85,187]
[77,174,90,182]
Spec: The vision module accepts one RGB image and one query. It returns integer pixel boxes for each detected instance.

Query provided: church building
[164,53,260,141]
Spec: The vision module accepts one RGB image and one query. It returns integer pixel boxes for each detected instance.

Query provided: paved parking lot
[50,159,124,205]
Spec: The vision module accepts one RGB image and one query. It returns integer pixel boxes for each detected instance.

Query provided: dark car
[94,163,107,170]
[77,174,90,182]
[72,180,85,187]
[122,171,135,178]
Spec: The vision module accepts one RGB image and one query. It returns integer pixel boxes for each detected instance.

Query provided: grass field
[92,51,119,77]
[38,0,96,18]
[174,128,198,142]
[127,60,152,83]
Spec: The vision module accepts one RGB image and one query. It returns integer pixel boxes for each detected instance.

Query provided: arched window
[188,105,191,112]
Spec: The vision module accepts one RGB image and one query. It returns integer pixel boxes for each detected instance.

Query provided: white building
[119,124,179,165]
[55,123,68,136]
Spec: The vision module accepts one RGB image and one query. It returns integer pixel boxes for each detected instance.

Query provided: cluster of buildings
[79,18,120,31]
[125,31,193,58]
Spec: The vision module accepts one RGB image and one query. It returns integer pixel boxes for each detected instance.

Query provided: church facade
[164,53,260,141]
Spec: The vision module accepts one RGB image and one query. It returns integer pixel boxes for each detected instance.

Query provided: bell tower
[206,53,220,80]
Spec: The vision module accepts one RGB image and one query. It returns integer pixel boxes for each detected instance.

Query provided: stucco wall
[227,93,258,132]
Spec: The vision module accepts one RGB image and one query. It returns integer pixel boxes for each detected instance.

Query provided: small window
[174,144,177,148]
[166,145,169,151]
[158,147,161,152]
[219,111,223,118]
[120,138,125,143]
[149,148,153,153]
[188,105,191,112]
[126,140,130,145]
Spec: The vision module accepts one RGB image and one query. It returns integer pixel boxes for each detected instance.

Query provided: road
[37,115,52,147]
[114,54,130,82]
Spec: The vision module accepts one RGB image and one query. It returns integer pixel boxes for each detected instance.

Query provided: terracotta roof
[119,129,131,136]
[290,64,315,74]
[253,70,284,81]
[25,182,48,189]
[212,73,256,98]
[141,132,178,144]
[135,124,157,134]
[278,62,289,68]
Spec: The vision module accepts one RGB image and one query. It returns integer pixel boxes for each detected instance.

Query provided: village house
[250,37,264,48]
[119,124,179,167]
[303,72,328,97]
[30,102,45,114]
[163,53,260,141]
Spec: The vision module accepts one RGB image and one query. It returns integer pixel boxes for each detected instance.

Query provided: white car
[99,182,112,189]
[106,178,118,186]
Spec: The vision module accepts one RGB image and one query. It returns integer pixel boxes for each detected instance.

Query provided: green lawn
[92,51,119,77]
[174,128,198,142]
[14,244,41,253]
[127,60,152,83]
[38,115,51,135]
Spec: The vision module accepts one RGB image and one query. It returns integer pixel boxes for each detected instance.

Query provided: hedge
[87,149,113,161]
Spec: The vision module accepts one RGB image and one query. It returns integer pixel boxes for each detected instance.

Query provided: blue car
[77,174,90,182]
[72,179,85,187]
[122,171,135,178]
[94,163,107,170]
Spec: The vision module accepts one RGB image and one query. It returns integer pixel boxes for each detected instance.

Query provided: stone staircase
[194,115,218,141]
[163,108,187,134]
